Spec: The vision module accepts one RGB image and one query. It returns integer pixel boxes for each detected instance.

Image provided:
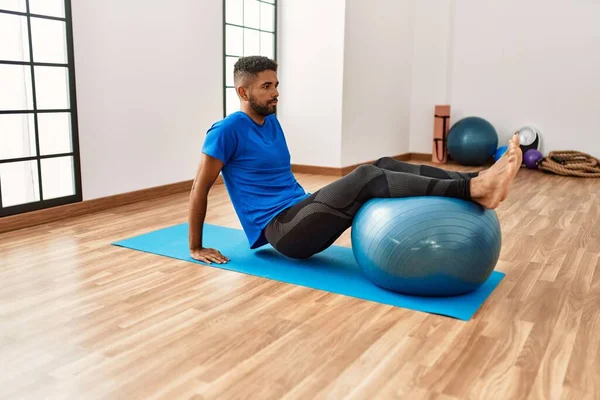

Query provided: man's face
[243,70,279,116]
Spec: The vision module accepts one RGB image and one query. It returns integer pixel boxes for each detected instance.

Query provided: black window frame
[222,0,278,118]
[0,0,82,218]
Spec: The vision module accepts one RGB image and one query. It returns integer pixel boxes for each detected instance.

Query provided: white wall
[71,0,222,200]
[277,0,346,168]
[278,0,416,168]
[408,0,453,156]
[410,0,600,158]
[341,0,415,167]
[70,0,600,193]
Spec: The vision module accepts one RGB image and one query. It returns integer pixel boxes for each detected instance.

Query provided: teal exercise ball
[447,117,499,166]
[351,197,501,297]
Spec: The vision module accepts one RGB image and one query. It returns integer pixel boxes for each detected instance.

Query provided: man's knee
[352,163,382,179]
[373,156,394,167]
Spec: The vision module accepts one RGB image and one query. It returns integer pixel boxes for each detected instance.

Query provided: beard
[249,95,277,116]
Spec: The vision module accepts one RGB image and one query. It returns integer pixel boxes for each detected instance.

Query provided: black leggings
[263,157,480,259]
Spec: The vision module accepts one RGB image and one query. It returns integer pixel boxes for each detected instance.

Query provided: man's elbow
[190,180,211,198]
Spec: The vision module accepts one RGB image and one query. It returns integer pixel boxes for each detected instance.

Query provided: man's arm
[188,153,230,264]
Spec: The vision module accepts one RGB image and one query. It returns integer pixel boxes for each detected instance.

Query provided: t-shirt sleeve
[201,123,238,165]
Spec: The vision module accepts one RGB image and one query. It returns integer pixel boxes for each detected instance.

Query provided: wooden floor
[1,164,599,399]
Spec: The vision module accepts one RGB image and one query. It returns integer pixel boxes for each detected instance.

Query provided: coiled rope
[538,151,600,178]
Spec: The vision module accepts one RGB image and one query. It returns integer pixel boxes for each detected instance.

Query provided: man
[188,56,522,264]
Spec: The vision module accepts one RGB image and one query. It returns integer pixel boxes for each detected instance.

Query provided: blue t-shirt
[202,111,310,249]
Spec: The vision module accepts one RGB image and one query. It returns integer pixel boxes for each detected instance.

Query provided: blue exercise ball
[447,117,499,166]
[351,197,501,297]
[494,145,508,162]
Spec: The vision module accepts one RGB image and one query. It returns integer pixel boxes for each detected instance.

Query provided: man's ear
[237,86,248,102]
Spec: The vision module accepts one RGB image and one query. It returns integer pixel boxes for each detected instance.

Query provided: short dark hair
[234,56,278,86]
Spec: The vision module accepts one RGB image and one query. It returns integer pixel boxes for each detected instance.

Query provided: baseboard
[1,153,433,234]
[292,153,427,176]
[409,152,432,162]
[0,177,223,234]
[291,164,344,176]
[340,153,413,176]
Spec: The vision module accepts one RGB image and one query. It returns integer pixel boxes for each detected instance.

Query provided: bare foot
[470,137,521,209]
[497,134,521,168]
[500,134,522,200]
[512,133,523,166]
[476,134,521,177]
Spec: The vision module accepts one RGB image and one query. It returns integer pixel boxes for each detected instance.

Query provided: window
[0,0,81,218]
[223,0,277,117]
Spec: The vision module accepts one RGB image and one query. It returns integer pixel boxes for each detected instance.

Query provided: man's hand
[190,247,230,264]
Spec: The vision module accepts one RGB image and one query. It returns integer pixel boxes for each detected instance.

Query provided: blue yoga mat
[112,223,504,320]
